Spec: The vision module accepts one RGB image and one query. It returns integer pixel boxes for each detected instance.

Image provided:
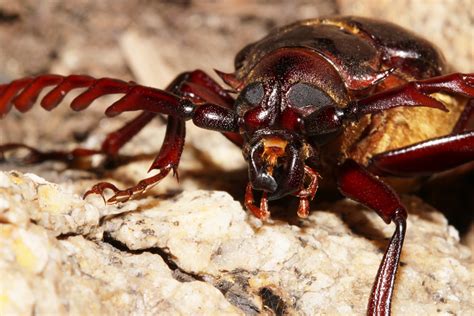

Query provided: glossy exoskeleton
[1,16,473,315]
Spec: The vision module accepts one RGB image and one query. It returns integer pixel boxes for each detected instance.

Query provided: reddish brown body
[1,16,473,316]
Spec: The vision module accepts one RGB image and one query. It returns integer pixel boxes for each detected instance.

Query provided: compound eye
[288,82,333,109]
[236,82,264,115]
[242,82,264,105]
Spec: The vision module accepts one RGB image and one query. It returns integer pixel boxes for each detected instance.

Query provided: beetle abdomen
[235,16,446,91]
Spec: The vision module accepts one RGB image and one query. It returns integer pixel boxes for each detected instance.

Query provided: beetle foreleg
[0,70,240,203]
[84,70,238,203]
[337,159,407,316]
[84,111,185,203]
[344,73,474,119]
[179,70,243,146]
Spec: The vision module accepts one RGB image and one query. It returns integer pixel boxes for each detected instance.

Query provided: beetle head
[235,48,347,199]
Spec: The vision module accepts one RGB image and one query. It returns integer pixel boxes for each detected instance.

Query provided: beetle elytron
[1,16,473,315]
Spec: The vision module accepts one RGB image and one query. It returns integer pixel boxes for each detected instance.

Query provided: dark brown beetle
[1,16,473,315]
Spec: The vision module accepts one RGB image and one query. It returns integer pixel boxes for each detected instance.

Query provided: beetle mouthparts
[252,136,288,192]
[252,173,278,192]
[261,136,288,173]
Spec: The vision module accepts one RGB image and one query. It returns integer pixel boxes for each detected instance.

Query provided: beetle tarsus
[83,181,121,204]
[295,165,320,218]
[296,198,310,218]
[245,183,270,220]
[84,167,171,204]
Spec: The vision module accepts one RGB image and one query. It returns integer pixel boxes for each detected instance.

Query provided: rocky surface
[0,171,241,315]
[1,171,472,315]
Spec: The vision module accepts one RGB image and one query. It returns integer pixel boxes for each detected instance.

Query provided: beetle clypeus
[1,16,473,315]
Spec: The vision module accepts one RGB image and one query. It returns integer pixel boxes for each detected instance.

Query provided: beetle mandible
[0,16,473,315]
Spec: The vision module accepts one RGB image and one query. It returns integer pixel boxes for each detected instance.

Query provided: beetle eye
[242,82,264,105]
[236,82,264,115]
[288,82,333,109]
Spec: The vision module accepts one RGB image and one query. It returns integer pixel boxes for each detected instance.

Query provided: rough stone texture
[1,171,473,315]
[0,171,241,315]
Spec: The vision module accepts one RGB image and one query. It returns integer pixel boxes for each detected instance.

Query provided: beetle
[0,16,473,315]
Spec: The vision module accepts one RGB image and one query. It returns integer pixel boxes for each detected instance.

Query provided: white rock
[0,171,472,315]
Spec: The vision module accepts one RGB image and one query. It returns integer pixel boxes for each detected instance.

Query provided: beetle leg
[81,76,188,203]
[295,165,320,218]
[452,99,474,133]
[1,71,242,151]
[83,166,172,203]
[336,159,407,316]
[344,73,474,119]
[83,70,239,203]
[97,70,216,158]
[0,143,101,165]
[245,183,270,220]
[0,74,188,168]
[0,111,156,166]
[368,130,474,177]
[81,114,183,203]
[166,70,243,146]
[0,70,240,202]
